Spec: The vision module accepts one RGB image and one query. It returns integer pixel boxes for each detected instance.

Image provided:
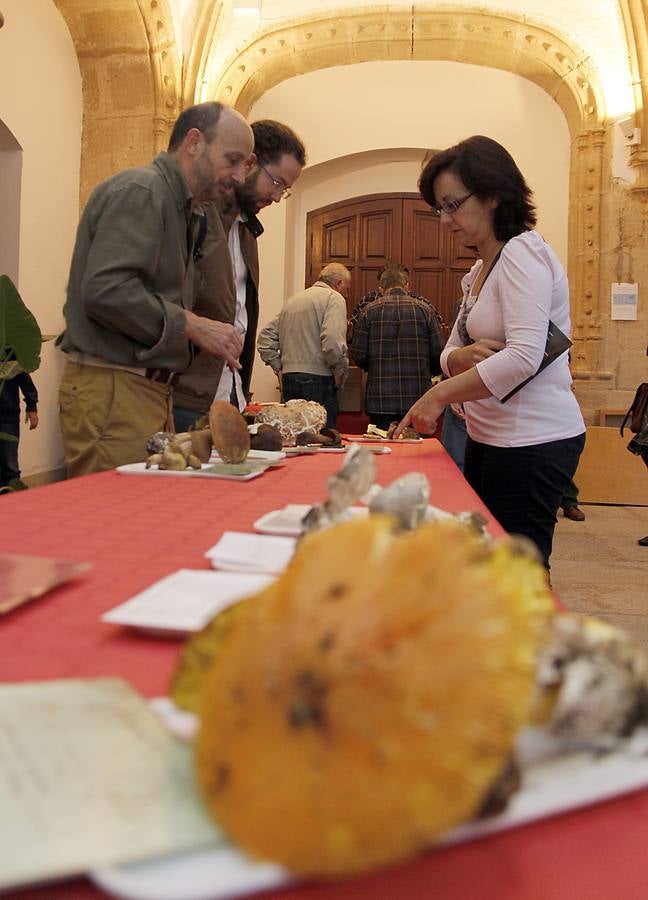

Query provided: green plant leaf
[0,431,18,442]
[0,275,42,373]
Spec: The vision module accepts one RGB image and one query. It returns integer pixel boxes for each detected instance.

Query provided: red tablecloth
[2,441,647,900]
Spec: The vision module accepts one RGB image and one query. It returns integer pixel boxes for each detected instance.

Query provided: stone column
[569,128,608,379]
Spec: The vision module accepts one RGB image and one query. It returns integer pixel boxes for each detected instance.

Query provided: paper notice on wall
[611,282,638,320]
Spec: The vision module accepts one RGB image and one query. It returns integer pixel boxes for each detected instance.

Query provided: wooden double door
[306,193,477,327]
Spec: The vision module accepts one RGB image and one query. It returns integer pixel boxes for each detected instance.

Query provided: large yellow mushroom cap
[194,518,555,876]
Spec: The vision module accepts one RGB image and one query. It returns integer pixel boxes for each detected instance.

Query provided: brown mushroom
[209,400,250,463]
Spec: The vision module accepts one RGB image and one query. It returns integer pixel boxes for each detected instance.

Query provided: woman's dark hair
[418,135,537,241]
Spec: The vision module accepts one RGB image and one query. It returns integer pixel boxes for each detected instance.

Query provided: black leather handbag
[620,383,648,436]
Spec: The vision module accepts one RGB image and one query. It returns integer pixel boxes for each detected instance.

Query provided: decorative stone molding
[135,0,182,153]
[53,0,180,206]
[209,9,606,137]
[569,129,607,377]
[182,0,226,107]
[619,0,648,192]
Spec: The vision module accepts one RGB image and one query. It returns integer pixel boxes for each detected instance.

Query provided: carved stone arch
[52,0,180,206]
[619,0,648,191]
[208,8,617,377]
[182,0,227,107]
[209,9,606,133]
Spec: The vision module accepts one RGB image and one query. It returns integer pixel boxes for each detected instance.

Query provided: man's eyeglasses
[432,193,474,216]
[259,164,292,200]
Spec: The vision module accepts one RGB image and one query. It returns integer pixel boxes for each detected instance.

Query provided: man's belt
[67,351,179,387]
[145,368,180,387]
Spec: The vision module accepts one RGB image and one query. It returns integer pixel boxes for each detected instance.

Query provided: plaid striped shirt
[351,289,444,416]
[350,289,444,332]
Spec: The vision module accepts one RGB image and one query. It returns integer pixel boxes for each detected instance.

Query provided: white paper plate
[101,570,274,634]
[252,503,475,538]
[283,445,347,455]
[91,846,288,900]
[344,435,423,444]
[90,706,648,900]
[253,505,369,537]
[116,463,268,482]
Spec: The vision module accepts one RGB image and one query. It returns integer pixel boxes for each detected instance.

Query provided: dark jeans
[0,421,20,486]
[464,432,586,569]
[561,477,580,509]
[440,407,468,472]
[172,406,201,433]
[173,382,238,433]
[282,373,338,429]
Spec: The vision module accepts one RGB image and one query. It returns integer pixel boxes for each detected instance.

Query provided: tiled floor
[551,503,648,651]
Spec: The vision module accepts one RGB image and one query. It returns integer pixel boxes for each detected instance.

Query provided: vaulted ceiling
[53,1,647,127]
[174,0,636,122]
[50,0,648,203]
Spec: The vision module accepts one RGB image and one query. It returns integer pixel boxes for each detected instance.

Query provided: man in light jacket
[257,263,350,428]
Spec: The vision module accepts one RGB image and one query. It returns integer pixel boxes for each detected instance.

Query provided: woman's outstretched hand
[392,389,446,438]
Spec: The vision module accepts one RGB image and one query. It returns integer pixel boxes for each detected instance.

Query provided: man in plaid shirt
[349,262,445,338]
[351,267,444,431]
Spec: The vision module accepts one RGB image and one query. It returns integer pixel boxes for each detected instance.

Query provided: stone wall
[53,0,180,206]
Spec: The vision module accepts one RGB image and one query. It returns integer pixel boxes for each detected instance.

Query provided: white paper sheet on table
[101,569,274,634]
[205,532,296,575]
[0,679,220,893]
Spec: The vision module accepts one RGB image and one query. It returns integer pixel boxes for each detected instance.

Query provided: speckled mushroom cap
[194,517,555,877]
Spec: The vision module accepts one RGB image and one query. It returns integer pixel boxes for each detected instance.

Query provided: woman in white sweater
[395,135,585,568]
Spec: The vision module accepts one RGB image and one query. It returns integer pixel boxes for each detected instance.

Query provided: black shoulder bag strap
[457,245,505,346]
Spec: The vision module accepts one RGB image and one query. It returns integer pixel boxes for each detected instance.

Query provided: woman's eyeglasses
[259,164,292,200]
[432,193,474,216]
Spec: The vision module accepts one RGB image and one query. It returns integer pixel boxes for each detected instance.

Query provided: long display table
[1,441,646,900]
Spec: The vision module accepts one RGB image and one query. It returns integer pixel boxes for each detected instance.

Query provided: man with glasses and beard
[172,120,306,430]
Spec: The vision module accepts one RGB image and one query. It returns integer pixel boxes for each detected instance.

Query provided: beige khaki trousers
[58,361,173,477]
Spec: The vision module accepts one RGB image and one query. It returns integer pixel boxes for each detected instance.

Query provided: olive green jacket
[59,152,198,372]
